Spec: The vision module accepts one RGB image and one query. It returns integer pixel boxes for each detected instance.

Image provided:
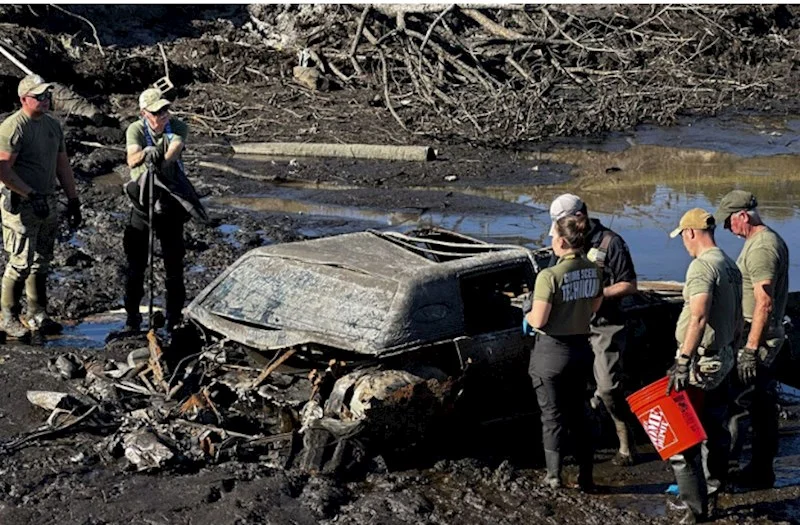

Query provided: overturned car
[184,228,686,471]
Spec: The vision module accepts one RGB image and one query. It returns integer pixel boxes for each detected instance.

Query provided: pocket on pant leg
[2,223,27,258]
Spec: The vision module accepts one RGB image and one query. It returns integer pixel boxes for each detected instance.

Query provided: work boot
[2,311,30,339]
[542,449,562,489]
[25,311,63,336]
[666,499,700,524]
[123,312,142,333]
[730,462,776,490]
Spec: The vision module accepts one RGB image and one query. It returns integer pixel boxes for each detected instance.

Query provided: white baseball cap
[548,193,585,236]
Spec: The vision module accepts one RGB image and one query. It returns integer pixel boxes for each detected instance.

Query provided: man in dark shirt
[548,194,639,465]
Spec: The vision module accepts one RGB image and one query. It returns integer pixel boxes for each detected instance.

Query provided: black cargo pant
[730,365,779,474]
[669,377,731,519]
[529,332,594,465]
[590,319,636,430]
[123,208,186,324]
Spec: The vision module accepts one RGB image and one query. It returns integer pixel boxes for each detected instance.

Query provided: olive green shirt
[737,227,789,334]
[0,110,66,195]
[533,253,602,336]
[125,117,188,181]
[675,247,742,352]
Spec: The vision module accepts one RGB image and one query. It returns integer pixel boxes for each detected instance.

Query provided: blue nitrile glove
[522,318,534,336]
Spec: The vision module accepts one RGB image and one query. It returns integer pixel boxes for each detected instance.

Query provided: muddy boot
[542,449,562,489]
[1,277,28,339]
[24,274,62,335]
[123,312,142,333]
[670,448,708,522]
[576,448,598,493]
[611,421,636,466]
[1,310,29,339]
[730,462,776,490]
[24,311,63,336]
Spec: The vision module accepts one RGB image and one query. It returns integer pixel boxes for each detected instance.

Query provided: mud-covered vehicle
[184,228,689,471]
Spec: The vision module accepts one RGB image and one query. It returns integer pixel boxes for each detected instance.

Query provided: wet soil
[1,7,800,525]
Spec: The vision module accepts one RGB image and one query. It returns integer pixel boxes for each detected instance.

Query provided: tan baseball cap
[548,193,585,236]
[18,74,52,97]
[669,208,715,238]
[139,88,170,113]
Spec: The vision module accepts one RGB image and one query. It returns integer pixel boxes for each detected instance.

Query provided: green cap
[17,74,52,97]
[713,190,758,225]
[138,88,170,113]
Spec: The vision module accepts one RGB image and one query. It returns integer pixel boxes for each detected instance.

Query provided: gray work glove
[737,347,758,385]
[666,354,691,395]
[522,292,533,315]
[28,191,49,219]
[143,146,162,165]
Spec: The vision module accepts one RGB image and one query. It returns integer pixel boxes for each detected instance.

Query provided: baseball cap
[139,88,171,113]
[713,190,757,226]
[18,74,52,97]
[669,208,715,238]
[548,193,585,236]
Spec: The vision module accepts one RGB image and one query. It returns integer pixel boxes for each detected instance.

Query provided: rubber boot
[669,448,708,522]
[543,449,562,489]
[24,273,62,335]
[576,445,596,493]
[1,276,28,338]
[611,420,635,466]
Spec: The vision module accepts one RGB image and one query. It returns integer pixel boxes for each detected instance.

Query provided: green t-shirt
[125,117,188,181]
[533,253,602,336]
[737,227,789,334]
[0,110,66,195]
[675,247,742,351]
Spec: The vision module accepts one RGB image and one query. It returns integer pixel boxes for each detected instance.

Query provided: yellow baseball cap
[669,208,715,238]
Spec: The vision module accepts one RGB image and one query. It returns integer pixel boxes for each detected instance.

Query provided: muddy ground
[0,5,799,525]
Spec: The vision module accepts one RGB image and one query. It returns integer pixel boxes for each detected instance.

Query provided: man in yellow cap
[714,190,789,489]
[665,208,742,523]
[122,88,206,333]
[0,74,82,338]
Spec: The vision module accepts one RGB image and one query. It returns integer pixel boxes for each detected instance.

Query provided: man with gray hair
[546,194,639,466]
[714,190,789,489]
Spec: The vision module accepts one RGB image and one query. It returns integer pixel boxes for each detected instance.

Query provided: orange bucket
[626,376,707,460]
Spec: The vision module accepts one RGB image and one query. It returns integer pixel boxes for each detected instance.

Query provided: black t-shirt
[584,218,637,322]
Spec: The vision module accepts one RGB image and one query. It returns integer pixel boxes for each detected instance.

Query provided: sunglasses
[146,107,170,118]
[27,91,51,102]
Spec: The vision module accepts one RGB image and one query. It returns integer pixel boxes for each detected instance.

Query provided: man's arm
[746,279,773,349]
[603,236,638,299]
[680,292,711,357]
[126,145,145,168]
[164,140,184,163]
[0,151,34,197]
[55,152,78,200]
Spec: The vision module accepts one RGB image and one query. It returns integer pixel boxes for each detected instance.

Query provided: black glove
[737,347,758,385]
[143,146,162,166]
[666,354,691,395]
[522,292,533,315]
[28,191,49,219]
[67,197,82,229]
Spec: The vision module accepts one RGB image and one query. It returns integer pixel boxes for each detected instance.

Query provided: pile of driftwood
[247,4,795,144]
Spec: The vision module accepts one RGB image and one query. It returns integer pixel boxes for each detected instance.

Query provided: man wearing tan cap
[714,190,789,489]
[0,74,82,339]
[545,194,639,467]
[122,87,206,333]
[666,208,742,523]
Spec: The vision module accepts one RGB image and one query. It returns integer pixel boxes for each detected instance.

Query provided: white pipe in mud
[233,142,437,162]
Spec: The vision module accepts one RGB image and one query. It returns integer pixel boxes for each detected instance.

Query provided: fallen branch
[49,4,105,57]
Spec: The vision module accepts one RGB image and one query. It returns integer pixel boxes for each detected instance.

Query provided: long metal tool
[146,159,156,331]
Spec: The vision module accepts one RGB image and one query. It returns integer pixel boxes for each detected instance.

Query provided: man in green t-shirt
[122,88,206,334]
[0,74,82,339]
[666,208,742,523]
[714,190,789,489]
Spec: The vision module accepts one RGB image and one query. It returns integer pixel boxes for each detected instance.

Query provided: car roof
[186,230,538,356]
